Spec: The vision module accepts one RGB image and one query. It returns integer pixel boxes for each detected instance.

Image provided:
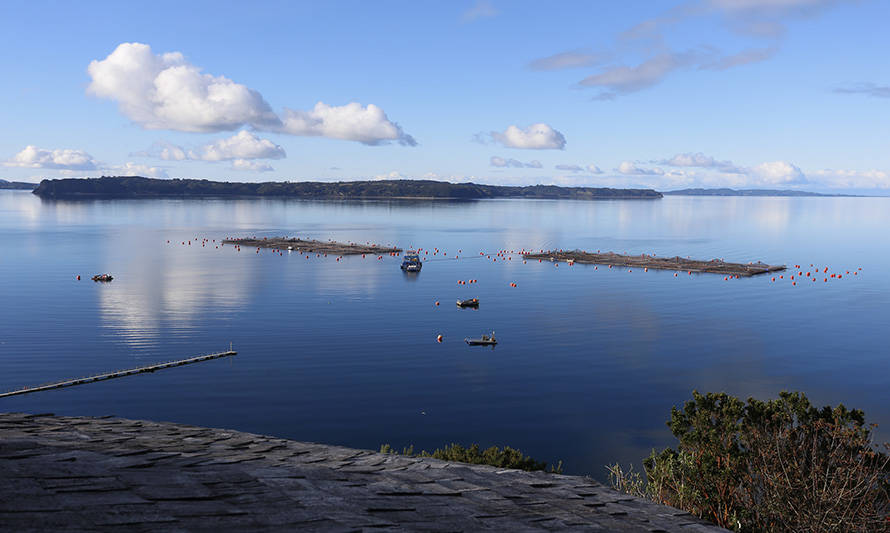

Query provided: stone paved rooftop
[0,412,727,532]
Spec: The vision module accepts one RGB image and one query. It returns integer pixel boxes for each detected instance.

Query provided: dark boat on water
[400,251,422,272]
[456,298,479,308]
[91,274,113,282]
[465,332,497,346]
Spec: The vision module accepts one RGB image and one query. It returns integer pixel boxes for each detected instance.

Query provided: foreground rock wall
[0,412,725,531]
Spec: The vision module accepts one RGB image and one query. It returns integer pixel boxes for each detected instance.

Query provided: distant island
[0,179,38,190]
[663,188,854,197]
[32,176,663,200]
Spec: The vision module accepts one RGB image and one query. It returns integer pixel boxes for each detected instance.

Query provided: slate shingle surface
[0,412,727,532]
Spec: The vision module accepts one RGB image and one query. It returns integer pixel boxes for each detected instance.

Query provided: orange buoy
[437,335,443,343]
[76,275,80,280]
[435,301,440,306]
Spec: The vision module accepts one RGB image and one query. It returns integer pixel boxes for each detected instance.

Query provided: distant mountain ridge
[32,176,663,200]
[664,188,854,197]
[0,179,37,190]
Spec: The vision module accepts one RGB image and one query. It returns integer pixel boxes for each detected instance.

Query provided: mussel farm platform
[523,250,785,276]
[222,237,401,256]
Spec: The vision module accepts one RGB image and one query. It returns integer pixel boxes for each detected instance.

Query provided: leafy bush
[609,391,889,532]
[379,442,561,473]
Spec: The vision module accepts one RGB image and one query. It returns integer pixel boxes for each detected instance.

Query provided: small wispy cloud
[616,161,665,176]
[655,152,744,174]
[834,83,890,98]
[528,49,607,71]
[461,0,498,23]
[491,156,542,168]
[699,46,778,70]
[532,0,854,99]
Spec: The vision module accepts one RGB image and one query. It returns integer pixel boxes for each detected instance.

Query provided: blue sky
[1,0,889,192]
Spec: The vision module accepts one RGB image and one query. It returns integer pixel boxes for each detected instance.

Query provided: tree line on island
[0,179,37,190]
[31,176,663,200]
[23,177,853,199]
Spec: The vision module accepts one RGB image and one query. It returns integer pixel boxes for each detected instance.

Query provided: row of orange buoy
[175,237,868,293]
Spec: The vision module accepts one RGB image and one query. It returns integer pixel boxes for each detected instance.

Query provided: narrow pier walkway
[0,413,726,531]
[0,351,237,398]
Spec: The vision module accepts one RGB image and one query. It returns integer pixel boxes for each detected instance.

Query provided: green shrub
[379,442,561,473]
[610,391,889,532]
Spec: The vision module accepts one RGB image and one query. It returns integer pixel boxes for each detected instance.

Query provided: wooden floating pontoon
[522,250,785,276]
[0,350,237,398]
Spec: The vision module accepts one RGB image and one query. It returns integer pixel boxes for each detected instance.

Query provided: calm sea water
[1,190,888,479]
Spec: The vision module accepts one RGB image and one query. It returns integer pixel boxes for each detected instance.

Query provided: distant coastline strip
[31,176,663,200]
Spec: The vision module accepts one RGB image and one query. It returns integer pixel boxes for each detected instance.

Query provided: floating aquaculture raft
[522,250,785,277]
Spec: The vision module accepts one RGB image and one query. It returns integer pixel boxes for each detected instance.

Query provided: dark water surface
[1,190,888,479]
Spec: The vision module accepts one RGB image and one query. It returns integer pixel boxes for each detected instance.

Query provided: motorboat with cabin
[456,298,479,308]
[400,251,422,271]
[465,331,497,346]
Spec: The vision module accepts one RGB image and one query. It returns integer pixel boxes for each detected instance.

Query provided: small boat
[465,331,497,346]
[456,298,479,308]
[91,273,113,282]
[400,251,422,272]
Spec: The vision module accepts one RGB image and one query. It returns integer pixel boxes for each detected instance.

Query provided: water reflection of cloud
[96,235,253,345]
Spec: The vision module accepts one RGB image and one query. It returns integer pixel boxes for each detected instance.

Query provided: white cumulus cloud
[190,131,286,161]
[158,143,187,161]
[491,123,566,150]
[750,161,806,185]
[587,164,603,174]
[809,169,890,189]
[5,145,99,170]
[231,159,273,172]
[87,43,280,133]
[279,102,415,146]
[107,162,169,178]
[87,43,414,145]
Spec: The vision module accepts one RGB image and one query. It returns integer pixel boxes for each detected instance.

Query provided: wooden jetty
[522,250,785,276]
[223,237,400,256]
[0,350,237,398]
